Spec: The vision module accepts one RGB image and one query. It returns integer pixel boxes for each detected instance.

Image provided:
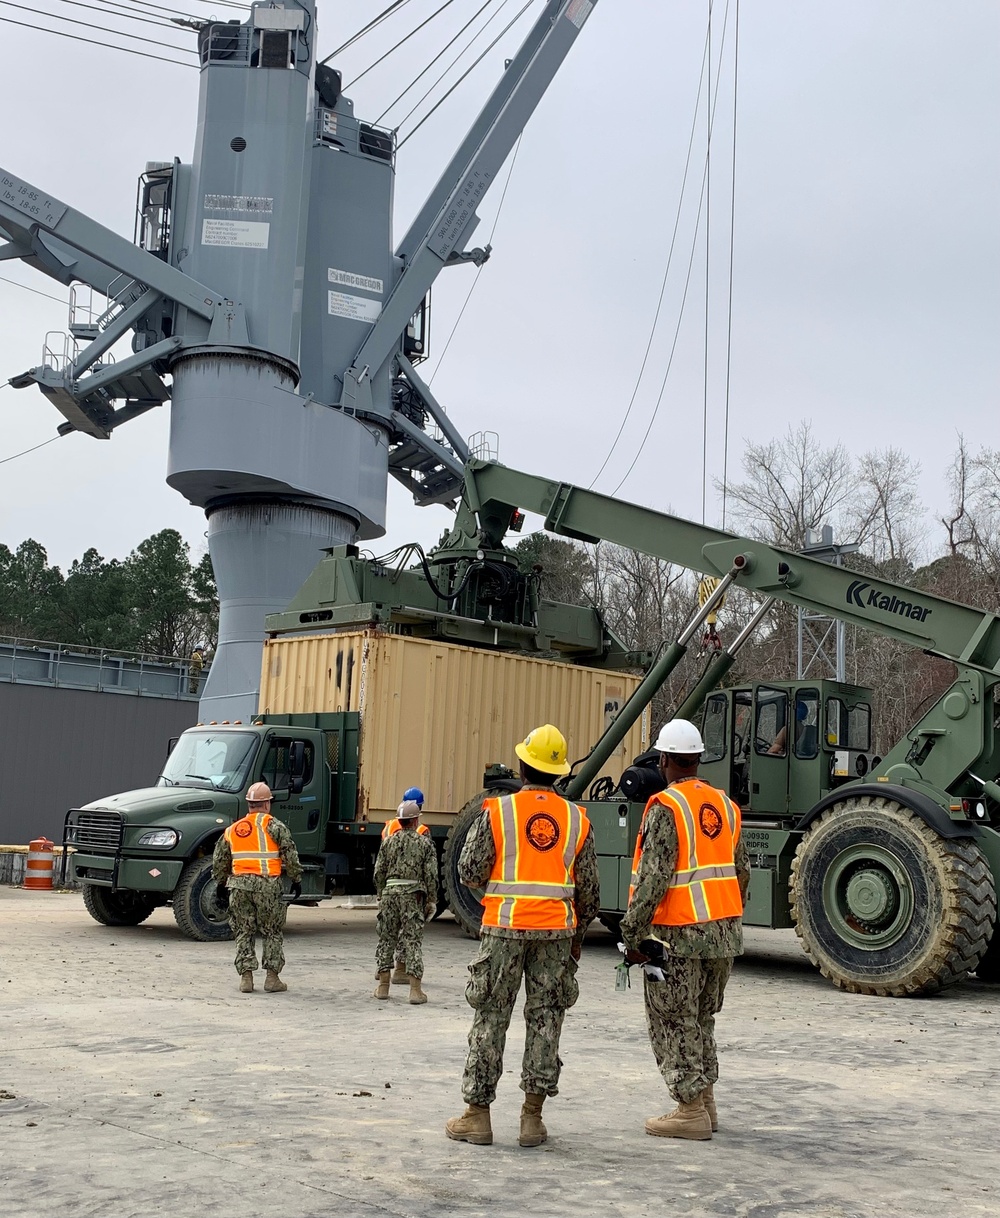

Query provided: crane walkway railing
[0,635,206,700]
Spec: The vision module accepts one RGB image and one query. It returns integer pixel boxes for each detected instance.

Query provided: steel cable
[396,0,532,148]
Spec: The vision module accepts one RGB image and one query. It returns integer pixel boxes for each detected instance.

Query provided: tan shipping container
[260,631,646,825]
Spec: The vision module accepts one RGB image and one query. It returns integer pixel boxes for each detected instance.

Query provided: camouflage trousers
[643,955,733,1103]
[375,889,426,978]
[229,880,287,975]
[461,933,579,1107]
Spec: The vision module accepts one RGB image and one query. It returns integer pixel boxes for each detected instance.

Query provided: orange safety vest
[381,819,431,840]
[629,779,742,925]
[225,812,282,878]
[480,789,590,932]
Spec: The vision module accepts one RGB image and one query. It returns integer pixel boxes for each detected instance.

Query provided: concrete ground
[1,888,998,1218]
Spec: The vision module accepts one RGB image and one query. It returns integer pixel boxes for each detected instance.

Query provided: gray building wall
[0,684,197,844]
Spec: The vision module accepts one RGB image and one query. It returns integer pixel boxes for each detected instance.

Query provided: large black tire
[443,788,508,939]
[82,883,157,927]
[790,796,996,996]
[974,931,1000,982]
[172,855,233,943]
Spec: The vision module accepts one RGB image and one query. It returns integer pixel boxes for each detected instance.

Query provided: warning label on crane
[328,290,382,324]
[201,219,270,249]
[565,0,593,29]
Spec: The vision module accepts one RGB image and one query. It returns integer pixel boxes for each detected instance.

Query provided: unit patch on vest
[698,803,723,840]
[525,812,561,852]
[233,820,254,838]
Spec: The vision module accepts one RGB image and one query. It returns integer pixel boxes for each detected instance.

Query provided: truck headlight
[137,829,180,848]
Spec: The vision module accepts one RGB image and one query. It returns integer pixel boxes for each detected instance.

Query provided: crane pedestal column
[201,500,355,722]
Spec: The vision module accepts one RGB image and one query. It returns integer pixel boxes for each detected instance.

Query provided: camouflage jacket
[212,814,303,891]
[620,783,750,959]
[459,788,601,947]
[374,827,438,902]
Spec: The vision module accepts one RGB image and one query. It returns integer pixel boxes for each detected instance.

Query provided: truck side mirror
[289,741,306,795]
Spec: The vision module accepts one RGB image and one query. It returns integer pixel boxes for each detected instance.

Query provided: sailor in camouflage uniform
[373,799,439,1004]
[446,724,600,1149]
[212,782,302,994]
[621,719,750,1140]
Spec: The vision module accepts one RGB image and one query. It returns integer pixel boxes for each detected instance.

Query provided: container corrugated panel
[260,632,645,822]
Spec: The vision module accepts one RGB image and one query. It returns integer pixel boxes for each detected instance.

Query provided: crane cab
[698,679,877,820]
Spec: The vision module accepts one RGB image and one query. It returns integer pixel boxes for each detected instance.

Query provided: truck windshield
[157,732,258,793]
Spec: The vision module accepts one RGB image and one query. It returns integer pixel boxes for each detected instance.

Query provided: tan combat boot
[264,970,287,993]
[407,974,428,1004]
[239,971,254,993]
[518,1093,547,1147]
[391,962,408,985]
[445,1104,493,1145]
[373,971,391,999]
[645,1096,713,1140]
[702,1083,718,1132]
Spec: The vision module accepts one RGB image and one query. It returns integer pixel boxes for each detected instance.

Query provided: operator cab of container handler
[584,679,877,926]
[697,679,877,819]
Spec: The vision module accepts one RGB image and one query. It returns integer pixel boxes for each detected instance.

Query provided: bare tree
[849,447,924,577]
[719,421,856,550]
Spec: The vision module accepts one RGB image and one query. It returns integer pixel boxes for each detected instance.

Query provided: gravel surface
[1,887,998,1218]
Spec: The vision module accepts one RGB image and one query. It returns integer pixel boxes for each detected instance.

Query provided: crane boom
[463,459,1000,677]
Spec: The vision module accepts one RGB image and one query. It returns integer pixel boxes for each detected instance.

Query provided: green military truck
[65,714,362,940]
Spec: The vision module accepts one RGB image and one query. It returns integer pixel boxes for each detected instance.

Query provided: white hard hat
[654,719,705,754]
[397,799,421,820]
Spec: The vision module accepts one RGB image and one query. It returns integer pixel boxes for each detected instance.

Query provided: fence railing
[0,635,207,700]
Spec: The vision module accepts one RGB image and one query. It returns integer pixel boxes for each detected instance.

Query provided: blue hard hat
[796,701,809,721]
[402,786,425,807]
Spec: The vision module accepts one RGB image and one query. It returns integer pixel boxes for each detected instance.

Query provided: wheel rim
[199,879,228,926]
[822,844,914,949]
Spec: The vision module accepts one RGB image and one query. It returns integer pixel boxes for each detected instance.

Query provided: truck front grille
[66,810,124,852]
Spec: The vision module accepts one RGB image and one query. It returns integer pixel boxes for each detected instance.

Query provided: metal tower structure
[796,526,860,682]
[0,0,597,720]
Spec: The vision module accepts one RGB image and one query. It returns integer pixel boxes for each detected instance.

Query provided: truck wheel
[443,789,507,938]
[82,883,157,927]
[790,796,996,996]
[598,913,623,938]
[172,856,233,943]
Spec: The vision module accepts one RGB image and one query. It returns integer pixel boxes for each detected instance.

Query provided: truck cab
[65,714,362,941]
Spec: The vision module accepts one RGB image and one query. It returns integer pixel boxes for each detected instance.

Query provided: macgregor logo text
[846,580,933,623]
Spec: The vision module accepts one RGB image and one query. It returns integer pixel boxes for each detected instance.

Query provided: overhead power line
[0,1,195,51]
[0,434,63,466]
[429,133,522,385]
[101,0,246,19]
[54,0,184,30]
[588,22,712,490]
[0,14,196,65]
[0,274,67,305]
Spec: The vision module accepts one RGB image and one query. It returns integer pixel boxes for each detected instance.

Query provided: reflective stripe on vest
[225,812,281,877]
[381,819,431,840]
[480,789,590,931]
[628,780,742,926]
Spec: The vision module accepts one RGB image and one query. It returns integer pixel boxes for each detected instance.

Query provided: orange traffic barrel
[24,838,55,890]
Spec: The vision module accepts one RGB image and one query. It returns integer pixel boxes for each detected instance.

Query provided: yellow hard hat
[515,724,571,776]
[246,782,273,803]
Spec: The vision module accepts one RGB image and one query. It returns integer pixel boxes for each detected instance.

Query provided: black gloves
[289,880,302,901]
[215,885,230,912]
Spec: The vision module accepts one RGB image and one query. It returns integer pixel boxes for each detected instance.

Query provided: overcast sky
[1,0,998,576]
